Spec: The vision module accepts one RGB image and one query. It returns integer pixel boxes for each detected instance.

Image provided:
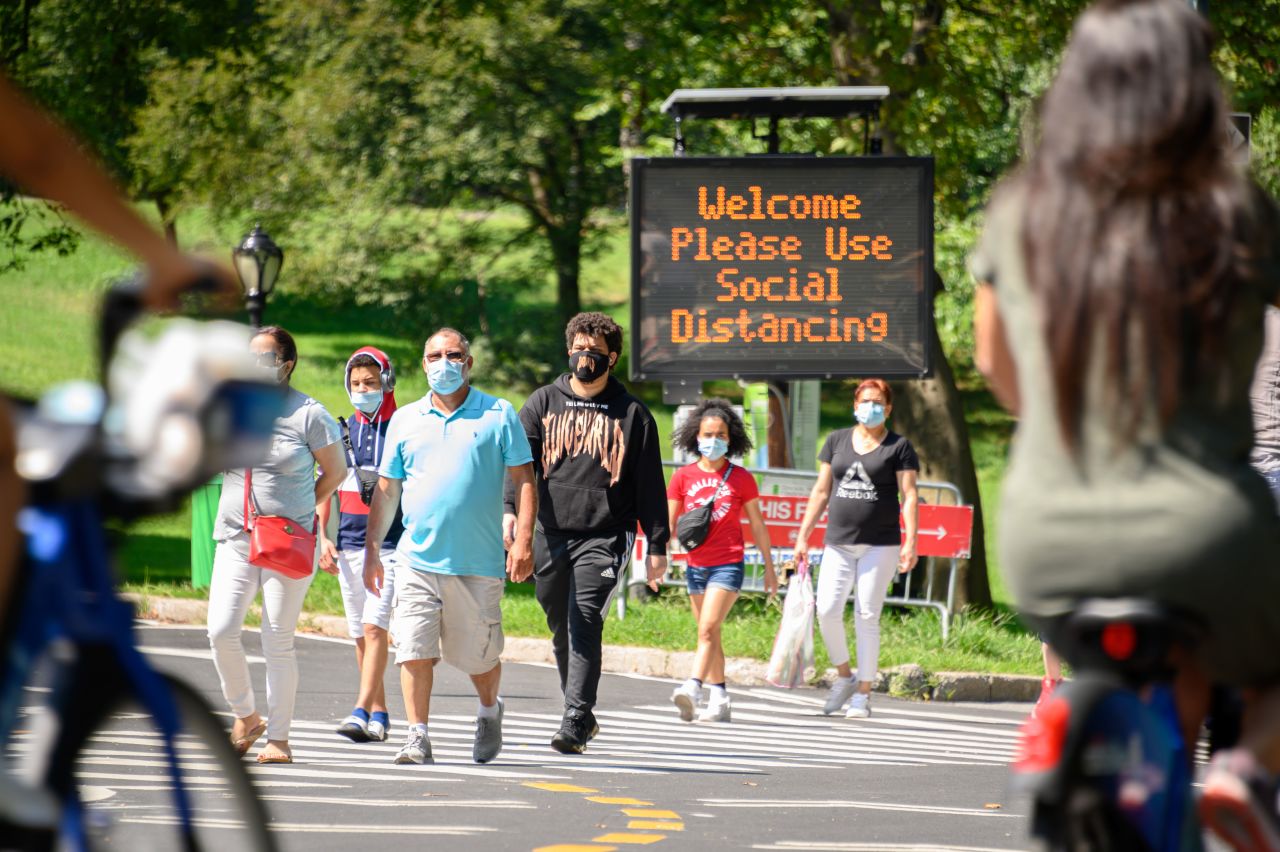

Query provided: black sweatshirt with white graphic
[503,374,670,554]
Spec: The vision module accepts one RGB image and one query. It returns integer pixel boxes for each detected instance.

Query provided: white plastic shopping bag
[766,563,815,688]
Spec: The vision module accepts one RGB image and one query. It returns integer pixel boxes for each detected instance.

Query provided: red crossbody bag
[243,469,317,579]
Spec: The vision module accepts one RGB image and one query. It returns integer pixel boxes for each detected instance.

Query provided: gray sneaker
[823,678,858,715]
[473,698,504,764]
[394,728,433,765]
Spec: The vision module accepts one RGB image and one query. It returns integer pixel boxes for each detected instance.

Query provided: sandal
[255,751,293,765]
[230,720,267,758]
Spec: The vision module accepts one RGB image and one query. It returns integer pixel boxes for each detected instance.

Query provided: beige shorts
[394,568,505,675]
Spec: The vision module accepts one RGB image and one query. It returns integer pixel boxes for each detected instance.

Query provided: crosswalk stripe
[699,798,1019,819]
[43,678,1018,835]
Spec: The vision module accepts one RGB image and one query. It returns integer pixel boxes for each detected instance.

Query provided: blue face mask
[854,401,886,428]
[698,436,729,461]
[427,358,466,395]
[350,389,382,415]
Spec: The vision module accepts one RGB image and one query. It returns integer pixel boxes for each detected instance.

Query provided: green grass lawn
[5,202,1034,675]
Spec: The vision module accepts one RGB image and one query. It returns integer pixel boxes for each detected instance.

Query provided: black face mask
[570,350,611,382]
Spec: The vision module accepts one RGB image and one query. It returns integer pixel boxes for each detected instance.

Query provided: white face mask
[350,389,382,414]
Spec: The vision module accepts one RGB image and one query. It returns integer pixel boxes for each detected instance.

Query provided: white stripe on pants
[815,543,899,683]
[207,537,315,742]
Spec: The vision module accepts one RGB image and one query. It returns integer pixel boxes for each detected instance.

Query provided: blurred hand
[506,535,533,583]
[318,537,339,576]
[763,565,779,597]
[501,513,517,549]
[899,543,918,574]
[646,554,667,592]
[363,549,384,597]
[143,255,240,312]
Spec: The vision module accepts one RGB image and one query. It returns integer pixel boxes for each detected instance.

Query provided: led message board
[630,157,933,381]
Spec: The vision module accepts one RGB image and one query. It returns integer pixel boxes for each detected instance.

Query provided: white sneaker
[367,717,388,742]
[671,681,702,722]
[823,677,857,715]
[845,691,871,718]
[698,693,731,723]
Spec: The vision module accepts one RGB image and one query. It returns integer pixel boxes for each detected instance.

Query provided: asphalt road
[22,623,1037,851]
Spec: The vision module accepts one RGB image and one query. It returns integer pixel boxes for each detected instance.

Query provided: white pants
[207,537,315,742]
[336,547,396,639]
[815,543,899,683]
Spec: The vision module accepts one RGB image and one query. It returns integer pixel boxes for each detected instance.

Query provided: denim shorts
[685,562,745,595]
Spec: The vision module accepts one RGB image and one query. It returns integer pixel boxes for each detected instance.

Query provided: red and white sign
[642,495,974,560]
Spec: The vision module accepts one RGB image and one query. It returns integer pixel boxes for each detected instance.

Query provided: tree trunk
[889,273,993,611]
[550,231,582,327]
[154,194,178,246]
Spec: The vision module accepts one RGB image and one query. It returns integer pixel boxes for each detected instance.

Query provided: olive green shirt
[970,183,1280,685]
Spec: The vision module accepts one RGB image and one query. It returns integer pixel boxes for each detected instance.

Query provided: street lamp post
[232,224,283,330]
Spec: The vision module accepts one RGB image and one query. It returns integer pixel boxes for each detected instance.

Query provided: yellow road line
[621,809,679,819]
[592,833,666,845]
[587,797,653,806]
[524,782,600,794]
[627,821,683,831]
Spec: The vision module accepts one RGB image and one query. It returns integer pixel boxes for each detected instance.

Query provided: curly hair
[564,311,623,355]
[672,397,752,459]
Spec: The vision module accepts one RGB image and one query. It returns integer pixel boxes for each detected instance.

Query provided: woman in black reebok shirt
[793,379,919,719]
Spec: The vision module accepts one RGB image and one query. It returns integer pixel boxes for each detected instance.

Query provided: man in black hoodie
[503,312,670,753]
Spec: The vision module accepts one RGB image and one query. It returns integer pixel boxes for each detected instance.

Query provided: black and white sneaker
[550,708,599,755]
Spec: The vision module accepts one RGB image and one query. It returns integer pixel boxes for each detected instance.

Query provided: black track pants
[533,529,632,712]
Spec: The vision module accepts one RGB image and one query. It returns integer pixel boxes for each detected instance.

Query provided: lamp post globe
[232,224,283,329]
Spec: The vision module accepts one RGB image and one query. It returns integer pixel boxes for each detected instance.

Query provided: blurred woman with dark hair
[667,399,776,722]
[208,326,345,764]
[971,0,1280,842]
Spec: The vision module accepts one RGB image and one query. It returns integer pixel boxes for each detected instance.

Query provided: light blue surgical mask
[427,358,467,395]
[698,436,729,461]
[854,401,886,428]
[350,389,382,415]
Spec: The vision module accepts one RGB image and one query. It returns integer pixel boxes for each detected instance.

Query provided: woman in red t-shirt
[666,399,777,722]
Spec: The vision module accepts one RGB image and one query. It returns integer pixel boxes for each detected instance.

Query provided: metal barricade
[618,464,974,643]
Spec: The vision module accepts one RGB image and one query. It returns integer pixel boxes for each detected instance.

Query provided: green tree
[0,0,254,259]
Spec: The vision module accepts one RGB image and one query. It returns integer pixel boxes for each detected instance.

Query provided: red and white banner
[640,495,973,561]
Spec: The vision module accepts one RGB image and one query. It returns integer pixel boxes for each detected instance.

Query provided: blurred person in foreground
[970,0,1280,845]
[0,73,236,657]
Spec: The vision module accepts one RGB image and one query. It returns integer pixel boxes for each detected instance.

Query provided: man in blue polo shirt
[362,327,536,766]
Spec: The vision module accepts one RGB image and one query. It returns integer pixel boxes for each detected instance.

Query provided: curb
[126,594,1040,704]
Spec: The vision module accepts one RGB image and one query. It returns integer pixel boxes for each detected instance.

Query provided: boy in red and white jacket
[317,347,404,743]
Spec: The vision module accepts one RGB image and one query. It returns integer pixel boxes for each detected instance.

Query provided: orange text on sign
[670,308,888,344]
[697,186,863,221]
